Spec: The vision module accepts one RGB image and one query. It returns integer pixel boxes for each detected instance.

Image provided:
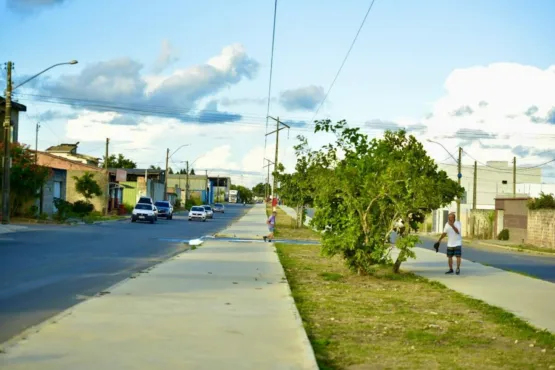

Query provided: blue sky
[2,0,555,185]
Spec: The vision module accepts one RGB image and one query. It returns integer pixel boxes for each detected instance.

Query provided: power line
[15,92,555,141]
[263,0,279,169]
[462,149,555,172]
[310,0,378,122]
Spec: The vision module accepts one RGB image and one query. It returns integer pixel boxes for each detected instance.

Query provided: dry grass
[277,243,555,369]
[267,205,320,241]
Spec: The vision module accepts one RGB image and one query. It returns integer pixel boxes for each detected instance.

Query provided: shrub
[498,228,510,241]
[73,200,94,216]
[123,203,134,214]
[527,192,555,210]
[53,198,74,221]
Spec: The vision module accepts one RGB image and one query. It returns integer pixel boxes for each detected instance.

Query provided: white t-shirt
[443,221,462,247]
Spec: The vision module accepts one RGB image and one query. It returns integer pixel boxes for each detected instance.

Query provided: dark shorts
[446,246,462,258]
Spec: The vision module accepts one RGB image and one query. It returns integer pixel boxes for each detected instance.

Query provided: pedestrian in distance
[263,211,277,242]
[434,212,463,275]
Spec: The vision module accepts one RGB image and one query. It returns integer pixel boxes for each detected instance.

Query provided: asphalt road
[308,208,555,282]
[416,236,555,282]
[0,204,249,344]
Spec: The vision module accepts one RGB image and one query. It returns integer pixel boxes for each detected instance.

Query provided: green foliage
[103,153,137,169]
[185,197,202,210]
[527,192,555,210]
[296,120,464,274]
[0,143,51,216]
[190,168,196,175]
[252,182,269,197]
[230,184,253,203]
[498,229,510,241]
[73,172,102,202]
[73,200,94,216]
[123,203,134,214]
[53,198,74,221]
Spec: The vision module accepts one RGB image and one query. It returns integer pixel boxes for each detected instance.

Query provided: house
[0,96,27,143]
[35,151,108,215]
[45,142,101,167]
[208,176,231,203]
[430,160,545,236]
[120,168,166,207]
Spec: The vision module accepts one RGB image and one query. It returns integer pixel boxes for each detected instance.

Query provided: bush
[53,198,74,221]
[82,211,103,224]
[22,205,39,218]
[527,192,555,210]
[185,197,202,210]
[498,228,510,241]
[123,203,134,214]
[73,200,94,216]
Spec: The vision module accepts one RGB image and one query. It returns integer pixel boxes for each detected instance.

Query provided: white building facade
[431,160,554,235]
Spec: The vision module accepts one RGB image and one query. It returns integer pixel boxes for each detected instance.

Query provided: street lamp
[2,60,78,224]
[164,144,190,201]
[427,139,462,218]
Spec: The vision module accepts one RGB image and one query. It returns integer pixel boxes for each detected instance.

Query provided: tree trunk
[393,252,404,273]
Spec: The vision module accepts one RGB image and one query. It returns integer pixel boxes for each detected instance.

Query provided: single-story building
[36,151,108,215]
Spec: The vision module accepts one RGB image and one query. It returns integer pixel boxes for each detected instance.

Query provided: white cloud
[152,39,180,73]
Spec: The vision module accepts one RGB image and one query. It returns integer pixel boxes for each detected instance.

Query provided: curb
[271,243,320,370]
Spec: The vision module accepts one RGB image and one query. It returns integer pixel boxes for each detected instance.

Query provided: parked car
[202,205,214,219]
[188,206,207,222]
[137,196,154,205]
[154,201,174,220]
[213,203,225,213]
[131,203,157,224]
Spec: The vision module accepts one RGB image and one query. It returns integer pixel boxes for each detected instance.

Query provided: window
[502,180,508,185]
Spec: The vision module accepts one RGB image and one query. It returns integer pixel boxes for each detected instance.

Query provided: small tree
[190,168,196,175]
[73,172,102,203]
[299,120,463,274]
[0,143,51,217]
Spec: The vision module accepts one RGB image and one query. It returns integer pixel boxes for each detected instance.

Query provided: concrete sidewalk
[0,205,318,370]
[395,246,555,333]
[0,225,27,234]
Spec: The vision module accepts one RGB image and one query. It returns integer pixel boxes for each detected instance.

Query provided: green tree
[103,153,137,169]
[73,172,103,203]
[190,168,196,175]
[299,120,463,274]
[230,184,253,203]
[274,155,314,228]
[252,182,271,197]
[0,143,50,217]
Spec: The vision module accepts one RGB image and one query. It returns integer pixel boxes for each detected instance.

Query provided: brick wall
[469,209,494,239]
[66,170,108,213]
[527,210,555,249]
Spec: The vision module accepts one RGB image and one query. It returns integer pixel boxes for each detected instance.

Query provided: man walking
[435,212,463,275]
[263,211,277,242]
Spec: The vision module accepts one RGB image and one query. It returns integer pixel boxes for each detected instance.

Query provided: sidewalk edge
[271,243,320,370]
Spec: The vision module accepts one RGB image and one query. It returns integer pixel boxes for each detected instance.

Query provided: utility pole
[513,157,516,198]
[35,121,40,163]
[216,175,220,203]
[263,158,274,203]
[265,116,290,210]
[36,121,44,214]
[457,147,462,219]
[2,61,13,224]
[205,169,209,204]
[472,161,477,210]
[185,160,189,203]
[105,138,110,215]
[164,148,169,201]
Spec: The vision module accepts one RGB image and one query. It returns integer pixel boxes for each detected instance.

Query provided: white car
[202,205,214,219]
[131,203,158,224]
[188,206,207,222]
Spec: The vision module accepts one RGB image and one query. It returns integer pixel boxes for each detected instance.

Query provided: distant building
[0,96,27,143]
[45,142,100,167]
[431,160,553,236]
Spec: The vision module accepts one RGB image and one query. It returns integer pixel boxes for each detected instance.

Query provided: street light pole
[165,144,191,201]
[2,60,77,224]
